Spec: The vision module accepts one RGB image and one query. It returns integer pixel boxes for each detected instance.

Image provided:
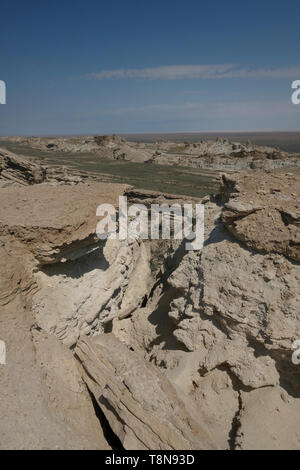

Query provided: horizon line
[1,129,300,138]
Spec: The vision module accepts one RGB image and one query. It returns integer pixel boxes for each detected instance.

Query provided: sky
[0,0,300,135]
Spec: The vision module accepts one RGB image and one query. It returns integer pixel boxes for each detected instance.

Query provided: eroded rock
[75,333,216,450]
[221,171,300,261]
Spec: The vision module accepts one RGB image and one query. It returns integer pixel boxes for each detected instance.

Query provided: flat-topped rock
[221,170,300,261]
[0,181,128,263]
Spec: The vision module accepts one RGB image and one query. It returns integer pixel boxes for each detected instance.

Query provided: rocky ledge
[221,171,299,261]
[0,150,299,450]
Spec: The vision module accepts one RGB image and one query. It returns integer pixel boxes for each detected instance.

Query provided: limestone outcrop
[75,334,216,450]
[0,147,299,450]
[0,181,128,264]
[0,148,45,185]
[0,244,109,449]
[221,171,300,261]
[110,170,300,449]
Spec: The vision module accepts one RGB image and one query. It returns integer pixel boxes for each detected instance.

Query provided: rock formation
[0,239,110,449]
[1,134,300,170]
[221,171,299,261]
[0,148,299,450]
[0,148,46,185]
[75,334,216,450]
[110,170,300,449]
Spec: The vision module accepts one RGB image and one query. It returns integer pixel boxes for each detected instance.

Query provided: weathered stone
[75,334,216,450]
[221,171,300,261]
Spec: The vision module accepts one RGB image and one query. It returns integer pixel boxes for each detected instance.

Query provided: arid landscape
[0,0,300,456]
[0,134,299,449]
[2,0,300,455]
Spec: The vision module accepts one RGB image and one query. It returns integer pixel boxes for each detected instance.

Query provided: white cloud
[86,64,235,80]
[86,64,300,80]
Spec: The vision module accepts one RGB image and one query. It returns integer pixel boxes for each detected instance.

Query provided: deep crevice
[228,390,242,450]
[87,388,124,450]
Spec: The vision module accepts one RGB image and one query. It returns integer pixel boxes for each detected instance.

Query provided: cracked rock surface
[0,150,299,450]
[221,171,300,261]
[111,170,300,449]
[75,334,216,450]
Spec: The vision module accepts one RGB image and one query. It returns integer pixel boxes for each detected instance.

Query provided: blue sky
[0,0,300,135]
